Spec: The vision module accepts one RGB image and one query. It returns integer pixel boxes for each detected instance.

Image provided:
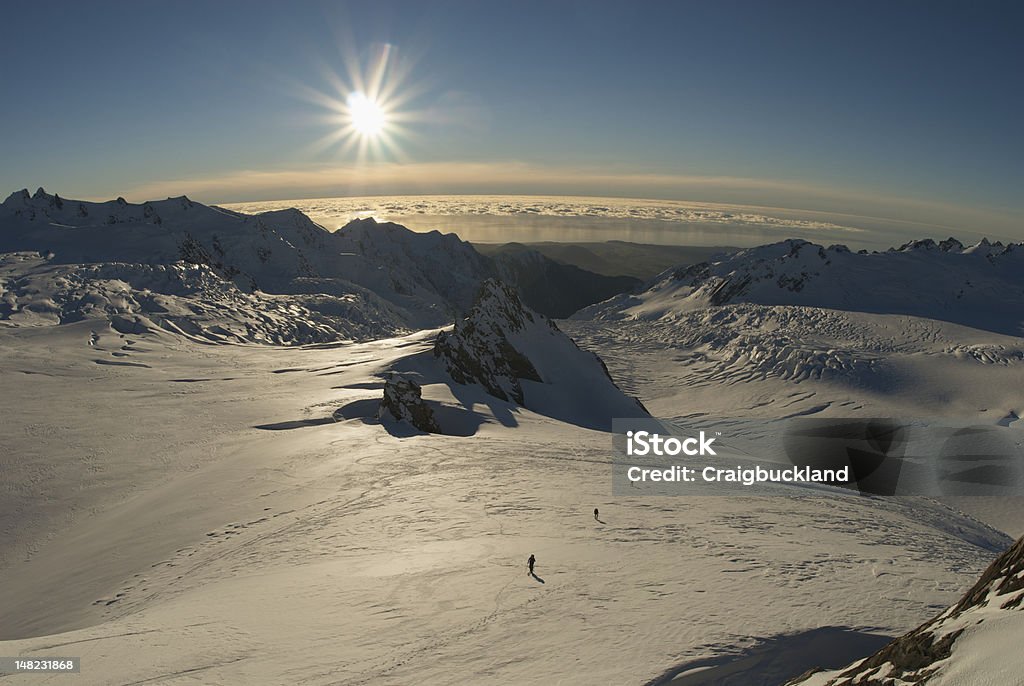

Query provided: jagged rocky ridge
[0,189,636,343]
[382,279,648,433]
[434,280,550,405]
[789,534,1024,684]
[577,238,1024,336]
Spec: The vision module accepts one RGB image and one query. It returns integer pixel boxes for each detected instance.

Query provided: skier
[527,553,536,575]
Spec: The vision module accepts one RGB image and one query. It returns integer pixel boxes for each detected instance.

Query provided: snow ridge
[432,279,649,430]
[434,279,547,404]
[577,238,1024,336]
[1,188,496,335]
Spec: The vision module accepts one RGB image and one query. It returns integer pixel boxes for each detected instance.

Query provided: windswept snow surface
[0,315,1015,685]
[570,236,1024,544]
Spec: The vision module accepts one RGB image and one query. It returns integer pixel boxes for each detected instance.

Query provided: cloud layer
[224,194,861,235]
[114,160,1020,242]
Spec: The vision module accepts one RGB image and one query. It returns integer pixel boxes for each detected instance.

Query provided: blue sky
[1,1,1021,235]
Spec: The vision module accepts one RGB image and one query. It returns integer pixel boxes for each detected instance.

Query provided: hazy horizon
[223,193,1011,249]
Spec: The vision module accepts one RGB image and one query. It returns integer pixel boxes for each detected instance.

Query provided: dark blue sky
[1,1,1020,234]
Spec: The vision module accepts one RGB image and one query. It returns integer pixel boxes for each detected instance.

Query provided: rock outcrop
[434,280,544,404]
[432,279,648,430]
[379,375,440,433]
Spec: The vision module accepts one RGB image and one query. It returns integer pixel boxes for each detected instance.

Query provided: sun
[347,92,387,138]
[294,42,424,161]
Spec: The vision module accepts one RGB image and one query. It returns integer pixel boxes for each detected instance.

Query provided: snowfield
[0,320,1013,685]
[3,191,1024,684]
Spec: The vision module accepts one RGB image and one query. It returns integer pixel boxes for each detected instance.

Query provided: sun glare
[294,42,425,162]
[347,92,387,138]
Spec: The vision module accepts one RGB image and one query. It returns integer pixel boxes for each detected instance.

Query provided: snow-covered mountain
[0,251,398,344]
[331,216,494,316]
[791,533,1024,685]
[384,279,649,432]
[578,238,1024,336]
[0,189,637,342]
[0,188,499,339]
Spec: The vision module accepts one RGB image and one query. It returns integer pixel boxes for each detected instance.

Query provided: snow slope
[577,238,1024,337]
[0,321,1010,685]
[790,534,1024,685]
[0,252,399,344]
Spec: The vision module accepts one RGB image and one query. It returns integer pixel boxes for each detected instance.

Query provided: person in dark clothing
[527,554,536,574]
[594,508,599,520]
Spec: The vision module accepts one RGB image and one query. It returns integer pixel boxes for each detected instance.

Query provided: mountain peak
[3,189,31,205]
[469,278,543,335]
[939,236,964,252]
[341,216,380,230]
[431,278,648,429]
[434,279,542,404]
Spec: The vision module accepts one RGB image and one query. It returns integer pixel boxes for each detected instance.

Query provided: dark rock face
[950,535,1024,614]
[787,535,1024,685]
[939,237,964,252]
[823,628,962,684]
[488,244,641,318]
[433,280,542,404]
[379,375,440,433]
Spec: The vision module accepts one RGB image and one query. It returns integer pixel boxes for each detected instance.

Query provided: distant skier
[527,554,536,575]
[594,508,599,520]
